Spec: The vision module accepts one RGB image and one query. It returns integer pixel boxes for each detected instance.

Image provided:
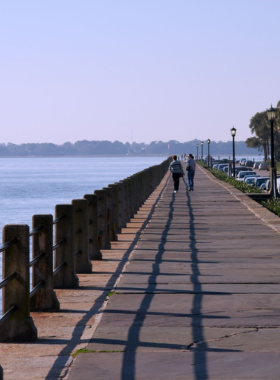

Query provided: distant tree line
[0,139,259,157]
[246,100,280,161]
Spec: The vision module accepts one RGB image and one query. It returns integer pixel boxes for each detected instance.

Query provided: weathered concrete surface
[68,166,280,380]
[0,244,138,379]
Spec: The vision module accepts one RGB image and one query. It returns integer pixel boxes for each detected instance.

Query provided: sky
[1,0,280,145]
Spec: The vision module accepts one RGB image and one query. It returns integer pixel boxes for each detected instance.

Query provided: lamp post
[207,139,210,167]
[196,143,199,160]
[267,105,277,199]
[201,141,204,160]
[231,127,236,177]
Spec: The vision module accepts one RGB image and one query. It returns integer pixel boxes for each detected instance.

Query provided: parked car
[236,171,257,181]
[245,160,254,167]
[259,162,269,170]
[253,161,262,170]
[253,177,270,188]
[239,158,246,165]
[243,175,260,185]
[234,166,253,177]
[245,177,258,185]
[218,164,228,171]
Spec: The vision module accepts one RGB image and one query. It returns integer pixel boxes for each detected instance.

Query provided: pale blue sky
[1,0,280,144]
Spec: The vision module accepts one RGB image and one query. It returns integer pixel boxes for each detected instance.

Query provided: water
[0,156,164,231]
[0,156,165,312]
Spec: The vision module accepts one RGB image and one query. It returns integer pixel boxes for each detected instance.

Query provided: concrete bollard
[1,225,37,342]
[94,189,111,249]
[135,173,142,208]
[142,170,148,204]
[125,179,133,219]
[30,215,60,311]
[116,181,126,228]
[108,183,121,234]
[53,204,79,289]
[151,166,157,191]
[103,186,118,241]
[72,199,92,273]
[84,194,102,260]
[130,175,137,215]
[120,180,129,225]
[142,169,149,202]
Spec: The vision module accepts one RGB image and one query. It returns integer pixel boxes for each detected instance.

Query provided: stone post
[130,175,138,214]
[30,215,60,311]
[94,189,111,249]
[108,183,121,234]
[1,225,37,342]
[103,187,118,241]
[116,181,126,228]
[126,179,133,218]
[142,169,149,202]
[120,180,129,224]
[84,194,102,260]
[53,204,79,288]
[72,199,92,273]
[142,170,148,204]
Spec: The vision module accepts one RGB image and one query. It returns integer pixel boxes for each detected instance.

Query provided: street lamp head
[231,127,236,137]
[201,141,204,146]
[207,139,210,144]
[196,143,198,147]
[267,105,277,121]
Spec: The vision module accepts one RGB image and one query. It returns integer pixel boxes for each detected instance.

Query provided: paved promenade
[2,165,280,379]
[67,166,280,380]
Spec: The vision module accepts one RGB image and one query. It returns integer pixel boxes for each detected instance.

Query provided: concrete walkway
[67,166,280,380]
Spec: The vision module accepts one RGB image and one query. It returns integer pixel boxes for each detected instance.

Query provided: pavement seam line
[69,173,170,364]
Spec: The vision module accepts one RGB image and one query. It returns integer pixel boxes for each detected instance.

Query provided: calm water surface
[0,156,164,231]
[0,156,165,310]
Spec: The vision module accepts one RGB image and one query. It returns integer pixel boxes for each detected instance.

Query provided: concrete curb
[198,165,280,234]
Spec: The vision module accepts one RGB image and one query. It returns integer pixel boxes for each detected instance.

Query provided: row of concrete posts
[0,158,171,344]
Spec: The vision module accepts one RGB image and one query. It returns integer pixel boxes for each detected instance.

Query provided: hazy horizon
[0,139,252,146]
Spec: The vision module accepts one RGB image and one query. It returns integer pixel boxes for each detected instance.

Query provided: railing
[0,157,171,344]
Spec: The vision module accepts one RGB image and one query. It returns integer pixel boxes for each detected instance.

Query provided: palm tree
[246,111,270,160]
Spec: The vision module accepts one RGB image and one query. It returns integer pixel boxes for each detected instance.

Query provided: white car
[259,162,269,170]
[244,175,260,185]
[236,171,257,181]
[239,158,246,165]
[253,177,270,188]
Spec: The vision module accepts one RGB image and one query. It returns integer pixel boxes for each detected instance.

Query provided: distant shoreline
[0,153,262,159]
[0,154,168,158]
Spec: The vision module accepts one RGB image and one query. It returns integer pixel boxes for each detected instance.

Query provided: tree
[246,101,280,161]
[246,111,270,160]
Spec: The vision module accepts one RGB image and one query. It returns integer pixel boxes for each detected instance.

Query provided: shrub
[203,166,263,194]
[261,198,280,217]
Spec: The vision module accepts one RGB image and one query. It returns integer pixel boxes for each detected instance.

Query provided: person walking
[185,153,196,191]
[169,155,184,193]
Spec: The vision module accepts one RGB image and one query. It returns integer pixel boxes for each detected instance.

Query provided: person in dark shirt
[185,153,196,191]
[169,155,183,193]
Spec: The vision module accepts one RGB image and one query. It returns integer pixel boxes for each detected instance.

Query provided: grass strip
[261,198,280,217]
[199,162,263,194]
